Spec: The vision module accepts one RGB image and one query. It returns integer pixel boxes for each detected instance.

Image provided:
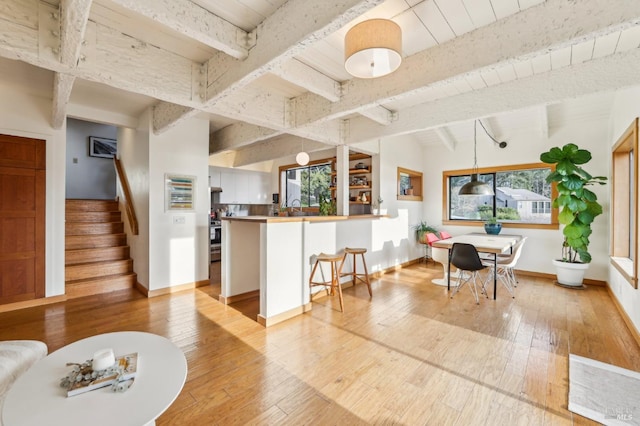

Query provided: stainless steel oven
[211,219,221,262]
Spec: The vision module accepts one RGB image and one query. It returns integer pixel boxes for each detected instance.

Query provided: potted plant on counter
[540,143,607,287]
[319,193,336,216]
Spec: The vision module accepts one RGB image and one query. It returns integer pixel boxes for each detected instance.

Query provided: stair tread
[66,258,132,267]
[66,272,137,285]
[66,246,129,252]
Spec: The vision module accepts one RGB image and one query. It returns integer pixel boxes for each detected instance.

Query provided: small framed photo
[89,136,117,159]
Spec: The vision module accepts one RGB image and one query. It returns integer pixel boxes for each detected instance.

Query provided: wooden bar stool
[309,253,345,312]
[340,247,372,297]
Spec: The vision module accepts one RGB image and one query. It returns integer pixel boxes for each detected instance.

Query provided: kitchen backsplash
[211,203,274,217]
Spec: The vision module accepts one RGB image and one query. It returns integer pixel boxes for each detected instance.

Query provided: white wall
[147,115,210,291]
[118,111,210,291]
[420,117,611,282]
[117,115,151,289]
[0,87,66,297]
[608,86,640,334]
[66,118,117,199]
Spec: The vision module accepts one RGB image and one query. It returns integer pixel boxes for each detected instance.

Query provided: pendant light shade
[458,120,494,196]
[345,19,402,79]
[296,151,309,166]
[459,174,494,196]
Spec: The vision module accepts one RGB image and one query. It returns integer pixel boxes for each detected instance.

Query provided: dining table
[431,232,522,300]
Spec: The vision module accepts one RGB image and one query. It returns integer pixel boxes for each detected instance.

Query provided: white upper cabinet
[214,167,270,204]
[209,167,221,188]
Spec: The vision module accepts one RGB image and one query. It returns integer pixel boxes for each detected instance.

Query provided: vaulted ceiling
[1,0,639,166]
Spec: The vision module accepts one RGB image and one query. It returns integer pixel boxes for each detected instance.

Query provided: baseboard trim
[257,302,313,327]
[144,279,210,298]
[370,258,421,279]
[0,295,68,314]
[606,284,640,350]
[514,269,606,286]
[219,289,260,305]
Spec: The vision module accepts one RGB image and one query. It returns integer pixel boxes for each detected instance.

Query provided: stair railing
[113,158,139,235]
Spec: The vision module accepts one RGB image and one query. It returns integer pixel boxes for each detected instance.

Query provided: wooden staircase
[65,200,137,298]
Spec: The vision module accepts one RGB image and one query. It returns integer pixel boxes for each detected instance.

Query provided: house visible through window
[444,163,556,227]
[279,162,332,208]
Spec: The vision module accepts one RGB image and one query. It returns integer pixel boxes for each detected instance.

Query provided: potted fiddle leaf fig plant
[540,143,607,287]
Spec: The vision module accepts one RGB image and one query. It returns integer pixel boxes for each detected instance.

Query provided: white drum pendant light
[345,19,402,79]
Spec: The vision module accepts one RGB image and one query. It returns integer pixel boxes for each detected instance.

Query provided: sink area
[290,211,318,216]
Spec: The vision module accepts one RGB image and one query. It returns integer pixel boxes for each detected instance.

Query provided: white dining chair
[481,237,527,298]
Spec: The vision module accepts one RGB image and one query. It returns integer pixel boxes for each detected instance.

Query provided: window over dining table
[443,162,558,229]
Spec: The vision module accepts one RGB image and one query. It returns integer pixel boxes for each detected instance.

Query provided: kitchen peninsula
[220,214,393,326]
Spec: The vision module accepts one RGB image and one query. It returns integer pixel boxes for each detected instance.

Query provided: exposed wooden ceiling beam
[108,0,251,59]
[152,0,383,133]
[271,59,341,102]
[232,136,330,167]
[359,106,396,126]
[52,0,92,129]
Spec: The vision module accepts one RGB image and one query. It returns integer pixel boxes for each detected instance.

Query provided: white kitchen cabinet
[219,171,237,203]
[234,172,250,203]
[209,167,221,188]
[215,168,271,204]
[248,172,269,204]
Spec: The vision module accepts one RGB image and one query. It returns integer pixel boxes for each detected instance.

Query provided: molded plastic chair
[482,237,527,298]
[449,243,487,304]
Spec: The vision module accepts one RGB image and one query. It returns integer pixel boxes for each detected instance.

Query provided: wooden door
[0,134,46,304]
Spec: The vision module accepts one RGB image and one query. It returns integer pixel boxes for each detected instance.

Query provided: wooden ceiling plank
[593,32,620,59]
[571,39,595,65]
[434,127,456,152]
[616,24,640,52]
[550,46,571,70]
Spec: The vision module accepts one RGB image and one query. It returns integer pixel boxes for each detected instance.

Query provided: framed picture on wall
[89,136,117,159]
[165,174,196,211]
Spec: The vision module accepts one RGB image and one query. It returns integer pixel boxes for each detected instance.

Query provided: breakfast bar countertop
[221,214,389,223]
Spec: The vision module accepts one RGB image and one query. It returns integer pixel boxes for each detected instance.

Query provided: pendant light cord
[473,120,478,173]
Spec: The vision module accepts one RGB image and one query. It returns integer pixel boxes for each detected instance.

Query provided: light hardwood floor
[1,262,639,425]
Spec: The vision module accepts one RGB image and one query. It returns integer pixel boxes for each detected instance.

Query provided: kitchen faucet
[291,199,302,212]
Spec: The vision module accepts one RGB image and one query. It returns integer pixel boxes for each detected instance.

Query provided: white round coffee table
[2,331,187,426]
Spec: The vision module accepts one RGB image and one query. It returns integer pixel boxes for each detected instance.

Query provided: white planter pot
[552,259,589,287]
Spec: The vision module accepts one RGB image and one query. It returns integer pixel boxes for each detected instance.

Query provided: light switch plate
[173,216,185,224]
